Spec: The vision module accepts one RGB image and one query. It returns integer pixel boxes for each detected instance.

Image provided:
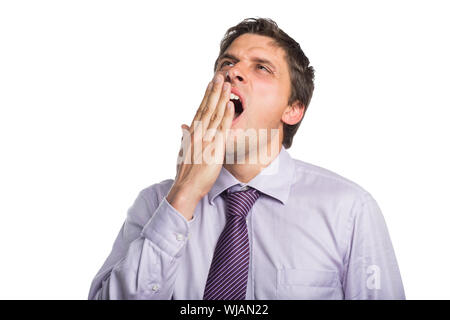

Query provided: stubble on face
[217,34,292,165]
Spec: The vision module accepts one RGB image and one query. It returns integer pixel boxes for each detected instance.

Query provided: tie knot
[222,187,260,218]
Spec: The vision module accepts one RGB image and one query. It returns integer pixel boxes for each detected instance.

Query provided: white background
[1,0,449,299]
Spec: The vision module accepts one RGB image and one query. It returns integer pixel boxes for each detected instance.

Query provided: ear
[281,100,305,125]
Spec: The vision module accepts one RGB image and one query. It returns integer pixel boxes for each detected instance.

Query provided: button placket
[175,233,184,241]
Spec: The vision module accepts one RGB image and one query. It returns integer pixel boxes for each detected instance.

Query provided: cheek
[255,81,285,107]
[251,88,285,126]
[249,108,281,130]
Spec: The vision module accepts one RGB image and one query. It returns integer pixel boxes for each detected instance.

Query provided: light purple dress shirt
[88,147,405,300]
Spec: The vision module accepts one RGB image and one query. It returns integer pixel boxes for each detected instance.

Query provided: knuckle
[210,85,219,94]
[221,97,230,107]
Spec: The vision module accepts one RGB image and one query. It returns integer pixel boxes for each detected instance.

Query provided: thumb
[180,124,190,141]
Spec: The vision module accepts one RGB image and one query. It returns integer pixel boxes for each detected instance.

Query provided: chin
[224,139,261,164]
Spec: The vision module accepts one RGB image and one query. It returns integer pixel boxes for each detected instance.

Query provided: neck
[223,142,282,184]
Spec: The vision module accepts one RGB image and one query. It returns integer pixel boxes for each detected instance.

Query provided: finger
[181,124,190,132]
[218,101,235,140]
[180,124,189,141]
[190,81,214,131]
[197,74,224,134]
[177,123,193,171]
[205,81,230,141]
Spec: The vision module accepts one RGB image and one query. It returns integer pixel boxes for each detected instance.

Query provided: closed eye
[220,61,234,67]
[220,61,271,73]
[257,65,270,72]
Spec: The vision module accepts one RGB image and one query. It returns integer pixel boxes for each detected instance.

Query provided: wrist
[166,184,203,221]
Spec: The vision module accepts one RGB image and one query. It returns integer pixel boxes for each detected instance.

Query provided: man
[88,18,405,300]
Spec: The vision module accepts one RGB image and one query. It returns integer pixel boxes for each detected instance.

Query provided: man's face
[215,33,300,158]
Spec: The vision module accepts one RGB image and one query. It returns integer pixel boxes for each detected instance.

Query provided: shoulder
[125,178,174,227]
[288,157,384,237]
[138,178,175,206]
[293,159,369,195]
[289,158,376,213]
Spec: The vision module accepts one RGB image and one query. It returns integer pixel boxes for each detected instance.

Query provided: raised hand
[168,73,235,221]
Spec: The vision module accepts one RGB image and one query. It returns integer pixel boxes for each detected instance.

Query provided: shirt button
[241,185,249,191]
[176,233,184,241]
[152,284,159,292]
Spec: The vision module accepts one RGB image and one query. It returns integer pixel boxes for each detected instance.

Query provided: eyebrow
[218,53,278,72]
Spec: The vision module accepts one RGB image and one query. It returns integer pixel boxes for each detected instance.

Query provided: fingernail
[223,82,229,91]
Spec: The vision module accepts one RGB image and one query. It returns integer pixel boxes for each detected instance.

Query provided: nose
[225,67,244,83]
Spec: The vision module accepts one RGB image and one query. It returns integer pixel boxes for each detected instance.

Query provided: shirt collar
[208,146,296,205]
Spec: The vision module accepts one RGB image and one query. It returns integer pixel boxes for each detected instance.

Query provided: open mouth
[230,93,244,120]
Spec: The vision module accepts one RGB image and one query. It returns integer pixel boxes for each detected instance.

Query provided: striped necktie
[203,187,261,300]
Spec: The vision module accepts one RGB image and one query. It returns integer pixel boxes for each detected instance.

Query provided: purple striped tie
[203,187,260,300]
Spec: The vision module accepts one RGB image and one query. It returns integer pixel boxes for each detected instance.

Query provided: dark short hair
[214,17,315,149]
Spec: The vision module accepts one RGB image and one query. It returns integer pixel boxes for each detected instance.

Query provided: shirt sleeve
[88,188,193,300]
[342,193,406,299]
